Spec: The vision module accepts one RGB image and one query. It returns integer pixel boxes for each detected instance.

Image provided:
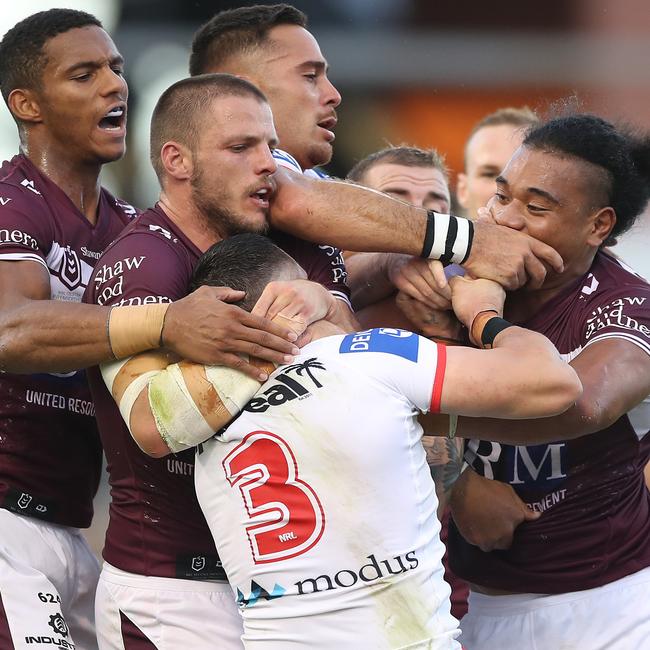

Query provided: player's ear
[8,88,43,125]
[160,141,193,181]
[456,172,469,209]
[587,206,616,247]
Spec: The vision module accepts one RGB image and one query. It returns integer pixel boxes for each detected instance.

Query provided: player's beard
[190,166,269,239]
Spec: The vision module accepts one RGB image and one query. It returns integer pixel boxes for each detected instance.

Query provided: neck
[304,319,344,343]
[21,141,102,224]
[158,189,221,253]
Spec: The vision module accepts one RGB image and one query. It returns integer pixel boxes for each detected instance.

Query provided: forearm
[271,175,427,254]
[423,435,465,516]
[0,299,113,373]
[328,298,360,332]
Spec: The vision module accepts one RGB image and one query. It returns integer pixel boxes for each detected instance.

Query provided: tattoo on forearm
[424,436,464,497]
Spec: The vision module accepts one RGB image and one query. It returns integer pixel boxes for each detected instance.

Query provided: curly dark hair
[524,114,650,244]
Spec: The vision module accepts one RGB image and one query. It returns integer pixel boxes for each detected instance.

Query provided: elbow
[547,367,584,416]
[130,423,171,458]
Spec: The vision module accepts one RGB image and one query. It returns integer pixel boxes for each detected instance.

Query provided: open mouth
[318,116,337,131]
[250,186,272,208]
[98,105,126,131]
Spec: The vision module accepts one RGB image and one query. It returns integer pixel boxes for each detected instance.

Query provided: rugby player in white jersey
[189,4,566,306]
[100,232,581,649]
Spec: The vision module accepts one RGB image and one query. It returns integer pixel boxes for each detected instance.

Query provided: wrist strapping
[108,303,169,359]
[470,310,514,349]
[421,211,474,265]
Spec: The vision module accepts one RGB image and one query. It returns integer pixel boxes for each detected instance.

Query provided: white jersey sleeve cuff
[273,149,303,174]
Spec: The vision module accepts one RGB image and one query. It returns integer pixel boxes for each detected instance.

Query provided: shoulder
[272,148,303,174]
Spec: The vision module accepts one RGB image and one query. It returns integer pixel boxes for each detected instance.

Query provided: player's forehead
[42,25,121,77]
[467,124,524,169]
[365,163,448,194]
[265,24,327,69]
[203,94,277,142]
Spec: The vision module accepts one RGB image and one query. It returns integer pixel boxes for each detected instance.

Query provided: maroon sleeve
[86,232,192,307]
[582,283,650,357]
[0,183,53,267]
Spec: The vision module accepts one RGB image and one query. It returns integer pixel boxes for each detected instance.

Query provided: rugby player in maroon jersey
[0,10,300,650]
[437,114,650,649]
[85,74,354,649]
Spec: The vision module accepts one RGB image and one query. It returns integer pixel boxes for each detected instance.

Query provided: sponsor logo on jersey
[236,551,419,607]
[339,328,419,361]
[175,553,227,580]
[20,178,41,195]
[24,636,75,648]
[115,199,137,216]
[48,613,69,637]
[17,492,32,509]
[585,296,650,341]
[148,224,177,241]
[466,440,568,492]
[244,359,326,413]
[0,196,12,205]
[80,246,101,259]
[57,246,82,291]
[0,228,39,250]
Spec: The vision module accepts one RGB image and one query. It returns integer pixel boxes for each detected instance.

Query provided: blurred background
[2,0,649,554]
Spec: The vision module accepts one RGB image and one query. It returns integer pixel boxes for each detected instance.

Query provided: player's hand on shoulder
[449,275,505,329]
[449,468,540,552]
[395,290,461,340]
[162,285,299,380]
[388,256,452,310]
[252,279,336,335]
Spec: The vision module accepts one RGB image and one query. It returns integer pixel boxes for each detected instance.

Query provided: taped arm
[101,351,275,457]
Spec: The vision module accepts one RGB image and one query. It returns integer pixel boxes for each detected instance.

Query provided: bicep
[0,260,51,309]
[570,338,650,428]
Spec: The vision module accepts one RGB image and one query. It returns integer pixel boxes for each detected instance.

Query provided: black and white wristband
[421,210,474,265]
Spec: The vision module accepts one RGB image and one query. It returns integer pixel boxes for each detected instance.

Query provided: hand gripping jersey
[0,155,134,527]
[449,251,650,593]
[270,149,351,308]
[195,328,461,650]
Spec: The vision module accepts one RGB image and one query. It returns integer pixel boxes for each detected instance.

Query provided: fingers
[429,260,452,300]
[522,253,548,290]
[530,238,564,274]
[208,286,247,303]
[522,506,542,521]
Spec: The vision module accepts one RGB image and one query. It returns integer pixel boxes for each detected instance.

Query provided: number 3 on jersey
[222,430,325,564]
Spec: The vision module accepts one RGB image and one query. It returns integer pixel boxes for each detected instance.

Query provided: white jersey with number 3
[195,329,461,649]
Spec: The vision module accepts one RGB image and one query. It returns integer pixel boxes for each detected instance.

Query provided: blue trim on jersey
[339,328,419,361]
[272,149,301,172]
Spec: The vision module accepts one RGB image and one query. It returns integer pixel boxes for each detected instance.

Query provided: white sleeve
[337,328,445,413]
[273,148,303,174]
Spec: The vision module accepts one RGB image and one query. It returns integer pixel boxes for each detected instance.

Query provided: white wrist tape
[422,211,474,265]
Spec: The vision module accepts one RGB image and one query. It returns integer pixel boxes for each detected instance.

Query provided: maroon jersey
[84,205,224,579]
[270,228,350,308]
[0,154,134,528]
[449,251,650,593]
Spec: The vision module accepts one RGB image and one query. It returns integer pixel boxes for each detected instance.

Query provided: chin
[306,143,333,169]
[97,146,127,165]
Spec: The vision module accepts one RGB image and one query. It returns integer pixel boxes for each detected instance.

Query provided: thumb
[522,505,542,521]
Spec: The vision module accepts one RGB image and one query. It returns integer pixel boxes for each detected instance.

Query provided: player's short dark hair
[347,145,448,184]
[524,114,650,243]
[190,234,299,311]
[189,4,307,75]
[464,106,539,168]
[150,73,268,183]
[0,9,102,108]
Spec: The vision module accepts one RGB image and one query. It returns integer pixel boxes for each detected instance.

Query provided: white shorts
[0,508,100,650]
[95,562,243,650]
[460,566,650,650]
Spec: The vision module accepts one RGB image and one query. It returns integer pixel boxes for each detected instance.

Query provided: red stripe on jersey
[120,610,157,649]
[0,593,15,650]
[430,343,447,413]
